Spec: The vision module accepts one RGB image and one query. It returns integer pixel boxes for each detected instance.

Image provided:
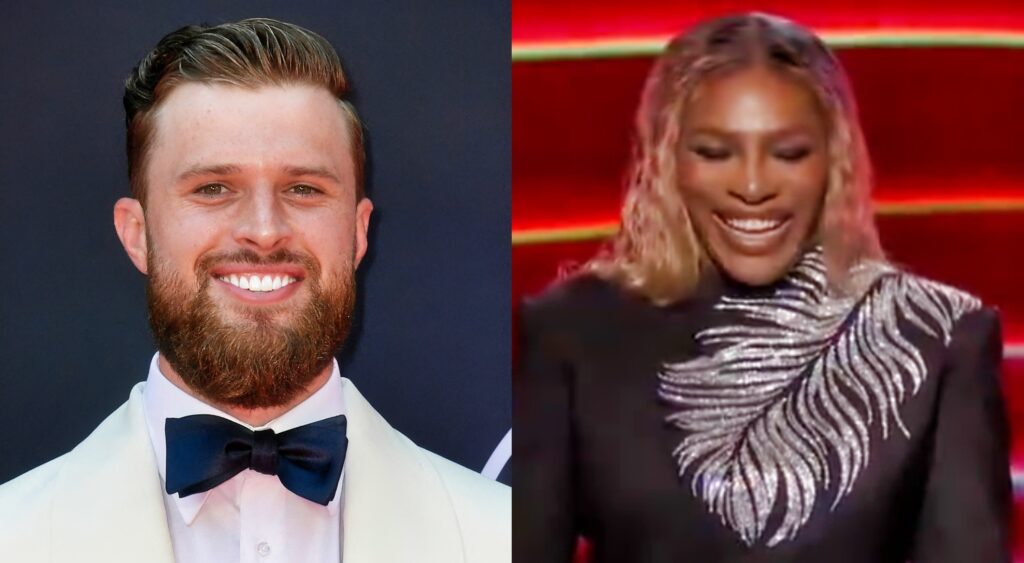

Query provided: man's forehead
[147,82,355,181]
[153,82,350,140]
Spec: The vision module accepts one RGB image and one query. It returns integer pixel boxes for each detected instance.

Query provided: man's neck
[156,355,334,427]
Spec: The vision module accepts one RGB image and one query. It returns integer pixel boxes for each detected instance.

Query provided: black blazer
[514,255,1011,563]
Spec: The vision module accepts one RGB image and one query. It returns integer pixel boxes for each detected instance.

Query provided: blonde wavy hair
[582,13,884,304]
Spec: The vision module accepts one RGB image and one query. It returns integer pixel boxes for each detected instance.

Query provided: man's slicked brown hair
[123,17,365,205]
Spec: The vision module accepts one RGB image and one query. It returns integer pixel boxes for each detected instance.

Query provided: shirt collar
[141,352,346,524]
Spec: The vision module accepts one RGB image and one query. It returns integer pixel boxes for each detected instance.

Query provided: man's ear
[113,197,149,275]
[353,197,373,268]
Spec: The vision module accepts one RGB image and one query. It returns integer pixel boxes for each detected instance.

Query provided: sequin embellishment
[658,249,980,547]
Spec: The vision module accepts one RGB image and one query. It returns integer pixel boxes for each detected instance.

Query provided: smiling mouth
[714,213,791,243]
[216,273,299,293]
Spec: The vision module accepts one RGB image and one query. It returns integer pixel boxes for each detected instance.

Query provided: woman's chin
[714,252,799,287]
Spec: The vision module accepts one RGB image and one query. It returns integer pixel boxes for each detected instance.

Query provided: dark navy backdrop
[0,1,510,484]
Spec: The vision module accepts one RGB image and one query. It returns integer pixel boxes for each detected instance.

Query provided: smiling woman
[675,65,831,287]
[581,13,880,303]
[515,12,1011,563]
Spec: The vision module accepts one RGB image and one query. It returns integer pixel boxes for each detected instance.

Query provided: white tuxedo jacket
[0,379,510,562]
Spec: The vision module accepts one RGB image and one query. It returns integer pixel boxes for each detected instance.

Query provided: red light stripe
[512,197,1024,245]
[513,29,1024,61]
[514,0,1024,44]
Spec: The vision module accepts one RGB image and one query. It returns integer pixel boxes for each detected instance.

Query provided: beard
[146,247,355,409]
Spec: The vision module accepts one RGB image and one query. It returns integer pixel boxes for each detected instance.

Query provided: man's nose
[232,189,292,251]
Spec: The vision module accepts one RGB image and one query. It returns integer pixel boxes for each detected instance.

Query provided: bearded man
[0,18,509,563]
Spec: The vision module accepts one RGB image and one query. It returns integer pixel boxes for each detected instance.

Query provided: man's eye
[289,184,321,196]
[691,146,731,161]
[195,183,227,196]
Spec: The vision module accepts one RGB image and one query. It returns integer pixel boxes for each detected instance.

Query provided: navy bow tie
[164,414,347,506]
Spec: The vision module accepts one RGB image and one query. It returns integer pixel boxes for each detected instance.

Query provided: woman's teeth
[217,274,298,292]
[723,216,786,234]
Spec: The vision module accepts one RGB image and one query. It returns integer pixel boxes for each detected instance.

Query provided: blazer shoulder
[523,274,621,313]
[421,449,510,562]
[0,452,67,511]
[520,274,638,334]
[0,453,68,560]
[883,268,999,356]
[889,268,995,327]
[895,267,983,300]
[0,384,170,563]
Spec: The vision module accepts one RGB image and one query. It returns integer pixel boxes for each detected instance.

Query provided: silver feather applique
[657,248,980,547]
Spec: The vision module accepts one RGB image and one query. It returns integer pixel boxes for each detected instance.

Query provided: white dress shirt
[142,353,345,563]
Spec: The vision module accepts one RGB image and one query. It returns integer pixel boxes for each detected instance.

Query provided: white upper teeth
[724,217,784,233]
[218,274,298,292]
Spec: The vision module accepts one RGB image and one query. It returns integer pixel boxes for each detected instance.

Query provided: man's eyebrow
[176,164,243,182]
[283,165,342,184]
[174,164,342,184]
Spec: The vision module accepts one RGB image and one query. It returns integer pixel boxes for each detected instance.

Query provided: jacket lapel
[49,383,175,563]
[339,378,465,562]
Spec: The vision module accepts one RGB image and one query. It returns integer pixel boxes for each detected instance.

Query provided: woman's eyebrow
[686,124,816,138]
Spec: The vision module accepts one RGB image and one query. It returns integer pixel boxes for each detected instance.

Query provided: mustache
[195,249,320,277]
